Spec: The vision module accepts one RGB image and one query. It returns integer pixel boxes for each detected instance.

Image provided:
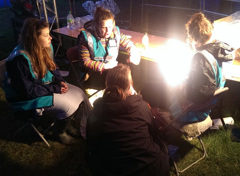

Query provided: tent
[0,0,11,7]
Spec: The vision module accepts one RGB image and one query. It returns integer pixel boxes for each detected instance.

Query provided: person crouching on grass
[86,64,169,176]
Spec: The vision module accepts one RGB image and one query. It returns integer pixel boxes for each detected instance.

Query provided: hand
[60,82,68,94]
[104,60,118,69]
[129,46,141,65]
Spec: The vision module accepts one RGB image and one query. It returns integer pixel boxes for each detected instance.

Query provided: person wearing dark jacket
[170,12,235,122]
[4,18,91,145]
[86,64,169,176]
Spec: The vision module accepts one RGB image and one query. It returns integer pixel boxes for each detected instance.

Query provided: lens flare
[155,39,194,87]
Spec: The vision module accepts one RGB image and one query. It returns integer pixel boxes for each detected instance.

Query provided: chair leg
[170,153,180,176]
[13,121,51,147]
[220,117,227,130]
[88,89,101,98]
[171,136,207,175]
[13,121,31,138]
[30,123,51,147]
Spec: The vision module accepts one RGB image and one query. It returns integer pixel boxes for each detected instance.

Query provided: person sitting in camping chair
[3,18,91,145]
[141,12,235,140]
[77,7,140,86]
[169,12,235,125]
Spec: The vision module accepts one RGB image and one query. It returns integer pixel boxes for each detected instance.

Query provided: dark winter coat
[86,94,169,176]
[185,40,234,104]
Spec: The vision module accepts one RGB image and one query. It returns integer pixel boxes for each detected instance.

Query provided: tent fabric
[0,0,11,7]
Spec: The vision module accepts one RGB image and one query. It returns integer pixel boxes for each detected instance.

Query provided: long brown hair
[104,64,132,101]
[19,18,56,78]
[185,12,213,46]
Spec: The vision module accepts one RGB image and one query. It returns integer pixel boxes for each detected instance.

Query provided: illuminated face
[97,19,114,38]
[38,27,52,48]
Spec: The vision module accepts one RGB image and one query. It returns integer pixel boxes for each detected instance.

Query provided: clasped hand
[60,81,68,94]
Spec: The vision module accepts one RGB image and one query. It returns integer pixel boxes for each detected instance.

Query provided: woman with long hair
[4,18,91,145]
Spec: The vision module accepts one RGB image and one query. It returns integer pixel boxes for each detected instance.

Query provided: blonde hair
[185,12,213,46]
[19,18,56,78]
[104,64,132,101]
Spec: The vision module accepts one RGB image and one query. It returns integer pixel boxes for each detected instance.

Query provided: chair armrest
[213,87,229,96]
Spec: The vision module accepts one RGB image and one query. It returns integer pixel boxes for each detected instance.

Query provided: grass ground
[1,2,240,176]
[1,82,240,176]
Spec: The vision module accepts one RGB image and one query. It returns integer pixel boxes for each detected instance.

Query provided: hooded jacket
[86,94,169,176]
[186,40,234,104]
[179,40,234,122]
[81,20,120,63]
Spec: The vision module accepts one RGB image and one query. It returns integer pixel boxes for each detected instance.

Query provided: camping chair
[12,110,53,147]
[157,87,229,175]
[66,46,85,86]
[0,58,51,147]
[66,46,102,98]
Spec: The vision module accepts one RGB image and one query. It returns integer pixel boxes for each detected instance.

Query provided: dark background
[1,0,240,56]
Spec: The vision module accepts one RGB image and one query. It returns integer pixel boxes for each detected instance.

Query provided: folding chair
[159,87,229,175]
[67,46,90,86]
[12,110,53,147]
[0,58,51,147]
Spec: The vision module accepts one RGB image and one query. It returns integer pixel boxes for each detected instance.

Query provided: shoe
[66,124,82,138]
[52,118,78,145]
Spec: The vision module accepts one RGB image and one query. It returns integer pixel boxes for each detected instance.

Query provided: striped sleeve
[119,33,134,52]
[78,32,104,72]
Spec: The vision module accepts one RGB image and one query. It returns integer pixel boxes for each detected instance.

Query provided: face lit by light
[38,27,52,48]
[97,19,114,38]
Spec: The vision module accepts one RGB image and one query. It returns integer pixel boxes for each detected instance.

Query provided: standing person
[171,12,235,122]
[77,7,140,83]
[4,18,91,145]
[86,64,169,176]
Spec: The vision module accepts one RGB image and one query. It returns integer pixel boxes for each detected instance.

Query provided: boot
[66,124,82,138]
[66,112,82,138]
[66,103,88,138]
[53,118,77,145]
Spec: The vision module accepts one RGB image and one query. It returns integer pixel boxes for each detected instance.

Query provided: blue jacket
[81,22,121,63]
[182,40,234,122]
[4,44,63,111]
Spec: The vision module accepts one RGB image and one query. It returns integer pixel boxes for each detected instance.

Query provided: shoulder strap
[198,50,224,88]
[82,30,95,60]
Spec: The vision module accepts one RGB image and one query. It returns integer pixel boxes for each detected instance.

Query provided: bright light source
[213,21,240,49]
[213,18,240,80]
[86,89,104,106]
[142,33,149,49]
[155,39,194,87]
